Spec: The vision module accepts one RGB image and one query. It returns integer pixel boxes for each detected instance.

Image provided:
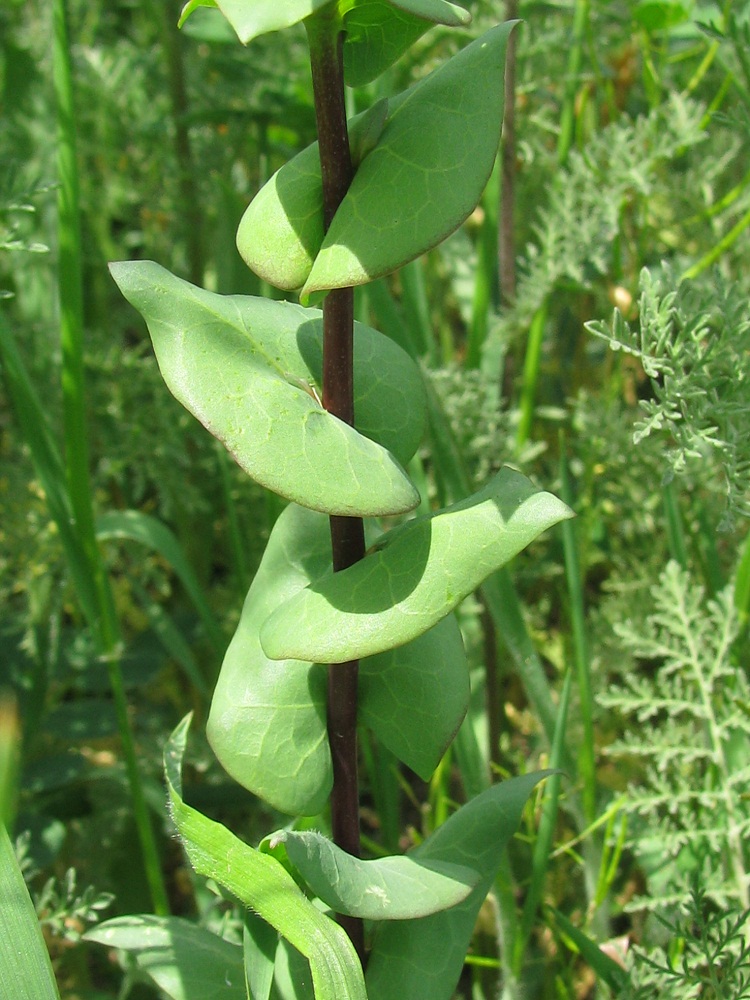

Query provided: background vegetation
[1,0,749,996]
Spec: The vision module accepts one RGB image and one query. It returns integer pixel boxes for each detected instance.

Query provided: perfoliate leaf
[212,0,330,43]
[209,504,471,811]
[273,829,480,919]
[260,467,573,664]
[343,0,470,87]
[178,0,218,29]
[301,22,516,302]
[238,23,513,298]
[207,505,332,816]
[84,916,245,1000]
[237,100,394,291]
[164,716,367,1000]
[360,612,469,779]
[343,4,436,87]
[110,261,422,517]
[365,773,549,1000]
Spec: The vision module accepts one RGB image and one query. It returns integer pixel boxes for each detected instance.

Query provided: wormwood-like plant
[587,267,750,528]
[83,1,573,997]
[599,561,749,914]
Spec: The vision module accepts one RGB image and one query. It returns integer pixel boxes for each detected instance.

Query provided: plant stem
[306,10,366,962]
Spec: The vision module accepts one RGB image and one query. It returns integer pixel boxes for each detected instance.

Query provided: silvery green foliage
[492,93,706,339]
[587,268,750,528]
[617,882,750,1000]
[599,561,749,912]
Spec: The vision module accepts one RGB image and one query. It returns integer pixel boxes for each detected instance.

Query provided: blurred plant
[587,267,750,528]
[34,866,114,943]
[619,880,750,1000]
[600,560,748,913]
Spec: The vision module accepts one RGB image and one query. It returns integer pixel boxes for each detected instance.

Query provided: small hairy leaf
[110,260,422,517]
[85,916,245,1000]
[164,716,367,1000]
[366,773,549,1000]
[260,467,573,663]
[273,829,479,919]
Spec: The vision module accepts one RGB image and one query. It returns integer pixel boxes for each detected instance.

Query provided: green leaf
[165,715,367,1000]
[300,22,516,302]
[343,0,470,87]
[0,824,61,1000]
[85,916,245,1000]
[110,260,421,517]
[365,773,548,1000]
[343,4,436,87]
[213,0,329,43]
[360,612,469,780]
[243,913,277,1000]
[273,829,479,919]
[178,0,218,29]
[206,504,332,816]
[386,0,469,25]
[209,504,468,812]
[260,467,573,663]
[238,23,513,298]
[550,908,630,993]
[237,100,394,291]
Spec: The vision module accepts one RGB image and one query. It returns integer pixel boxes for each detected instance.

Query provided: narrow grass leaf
[111,261,421,517]
[85,916,245,1000]
[260,467,572,663]
[165,715,367,1000]
[551,908,630,993]
[96,509,223,653]
[0,824,61,1000]
[274,829,479,919]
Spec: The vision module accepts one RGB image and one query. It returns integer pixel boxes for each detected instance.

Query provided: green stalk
[499,0,518,308]
[556,0,590,165]
[515,300,547,449]
[559,434,595,825]
[305,9,365,961]
[54,0,169,915]
[513,670,572,976]
[466,157,499,368]
[681,204,750,280]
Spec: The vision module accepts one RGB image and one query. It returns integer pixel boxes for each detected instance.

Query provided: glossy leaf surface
[209,504,470,810]
[301,22,515,302]
[85,916,245,1000]
[165,716,367,1000]
[260,467,573,663]
[366,773,548,1000]
[273,829,479,919]
[110,261,421,516]
[214,0,329,43]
